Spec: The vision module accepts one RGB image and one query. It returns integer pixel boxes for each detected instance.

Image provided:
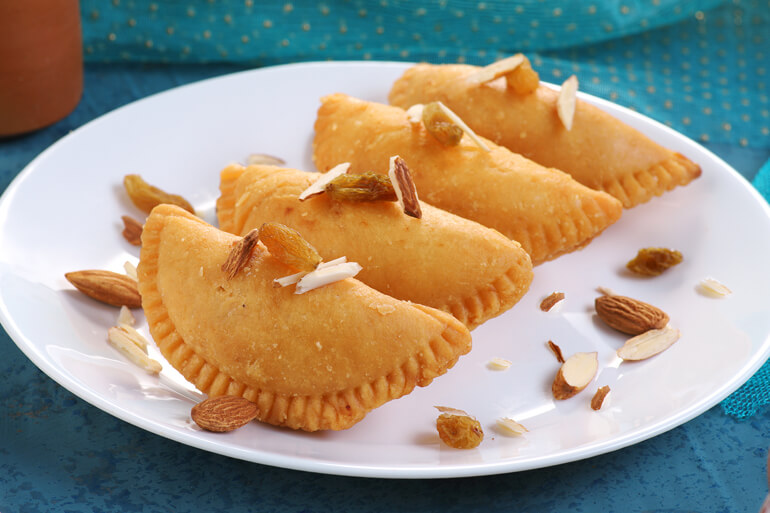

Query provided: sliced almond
[487,357,512,370]
[617,326,680,361]
[222,228,260,279]
[317,256,347,268]
[547,340,566,364]
[117,305,136,326]
[596,286,616,297]
[298,162,350,201]
[433,101,490,152]
[245,153,285,166]
[699,277,732,297]
[273,257,349,288]
[388,155,422,219]
[111,323,149,353]
[406,103,425,124]
[191,395,259,432]
[107,326,162,374]
[295,261,362,294]
[557,75,579,131]
[123,261,138,281]
[434,406,470,417]
[65,270,141,308]
[465,54,526,86]
[591,385,611,410]
[121,215,143,246]
[273,270,306,288]
[540,291,565,312]
[496,417,529,436]
[552,351,598,400]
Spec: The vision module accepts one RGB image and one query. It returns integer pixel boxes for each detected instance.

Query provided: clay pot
[0,0,83,137]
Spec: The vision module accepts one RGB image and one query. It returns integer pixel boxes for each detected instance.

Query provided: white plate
[1,62,769,479]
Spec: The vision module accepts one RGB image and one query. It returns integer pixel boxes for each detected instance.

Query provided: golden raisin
[506,57,540,95]
[325,172,397,202]
[626,247,683,276]
[259,222,322,272]
[422,102,464,146]
[123,174,195,214]
[436,413,484,449]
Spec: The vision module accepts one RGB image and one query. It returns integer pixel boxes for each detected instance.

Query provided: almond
[552,351,598,400]
[388,155,422,219]
[557,75,578,130]
[298,162,350,201]
[121,215,143,246]
[591,385,611,410]
[222,228,261,279]
[487,357,512,370]
[699,277,732,297]
[547,340,566,363]
[594,295,669,335]
[294,261,362,294]
[107,326,162,374]
[465,54,526,86]
[540,291,565,312]
[496,417,529,436]
[245,153,285,166]
[191,395,259,432]
[617,326,680,361]
[65,270,141,308]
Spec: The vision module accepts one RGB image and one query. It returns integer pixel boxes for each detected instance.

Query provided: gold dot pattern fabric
[80,0,768,149]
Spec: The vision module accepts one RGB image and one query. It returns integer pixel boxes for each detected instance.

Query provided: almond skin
[65,270,141,308]
[191,396,259,433]
[591,386,611,411]
[121,215,143,246]
[594,295,669,335]
[552,351,598,400]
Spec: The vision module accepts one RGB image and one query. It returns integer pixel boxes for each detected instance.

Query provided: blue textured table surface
[0,62,768,513]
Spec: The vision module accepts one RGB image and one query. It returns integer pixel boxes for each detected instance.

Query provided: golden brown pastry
[137,204,472,431]
[312,93,623,265]
[388,63,701,208]
[218,164,533,329]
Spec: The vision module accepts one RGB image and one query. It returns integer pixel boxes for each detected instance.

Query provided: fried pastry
[388,63,701,208]
[312,93,623,265]
[137,204,472,431]
[218,163,533,329]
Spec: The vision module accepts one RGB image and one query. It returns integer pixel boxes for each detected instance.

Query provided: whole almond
[595,295,668,335]
[65,270,141,308]
[191,395,259,432]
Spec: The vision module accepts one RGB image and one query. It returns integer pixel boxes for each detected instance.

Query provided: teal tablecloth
[1,1,769,511]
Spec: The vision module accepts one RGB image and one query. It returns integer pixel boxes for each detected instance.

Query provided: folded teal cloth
[77,0,770,418]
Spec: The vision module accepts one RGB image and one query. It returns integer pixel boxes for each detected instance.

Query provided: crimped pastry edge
[138,204,471,431]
